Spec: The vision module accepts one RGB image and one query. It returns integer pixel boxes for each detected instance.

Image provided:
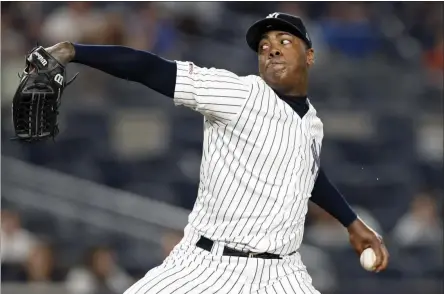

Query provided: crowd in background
[1,2,443,294]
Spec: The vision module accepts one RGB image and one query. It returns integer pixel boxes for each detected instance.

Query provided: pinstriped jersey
[174,61,324,255]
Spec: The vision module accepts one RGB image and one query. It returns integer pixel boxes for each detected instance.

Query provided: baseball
[360,248,377,271]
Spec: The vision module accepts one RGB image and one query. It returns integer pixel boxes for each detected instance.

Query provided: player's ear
[306,48,315,67]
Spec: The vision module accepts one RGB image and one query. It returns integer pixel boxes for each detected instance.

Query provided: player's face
[258,31,314,93]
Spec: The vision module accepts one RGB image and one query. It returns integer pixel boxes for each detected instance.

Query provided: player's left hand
[346,218,389,273]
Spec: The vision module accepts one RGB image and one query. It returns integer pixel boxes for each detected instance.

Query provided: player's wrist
[45,41,75,66]
[346,216,363,231]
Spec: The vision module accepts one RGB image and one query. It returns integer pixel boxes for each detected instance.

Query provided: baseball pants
[124,226,321,294]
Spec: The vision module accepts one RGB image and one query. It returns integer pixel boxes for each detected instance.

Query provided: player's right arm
[311,167,390,272]
[45,42,251,124]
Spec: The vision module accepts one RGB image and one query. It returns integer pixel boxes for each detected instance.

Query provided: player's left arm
[311,168,389,272]
[43,42,250,124]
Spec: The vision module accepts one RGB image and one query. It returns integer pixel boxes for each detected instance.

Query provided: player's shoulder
[178,61,243,79]
[240,74,275,91]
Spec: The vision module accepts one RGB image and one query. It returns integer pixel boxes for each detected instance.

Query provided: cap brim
[246,18,309,52]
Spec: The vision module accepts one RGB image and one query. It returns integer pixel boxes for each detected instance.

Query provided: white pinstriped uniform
[124,61,323,294]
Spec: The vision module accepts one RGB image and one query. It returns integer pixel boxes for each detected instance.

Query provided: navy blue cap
[246,12,312,52]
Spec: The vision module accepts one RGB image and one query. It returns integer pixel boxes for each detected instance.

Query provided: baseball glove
[11,45,78,142]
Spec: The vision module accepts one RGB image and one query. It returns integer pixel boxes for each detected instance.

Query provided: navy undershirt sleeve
[311,168,358,227]
[71,44,177,98]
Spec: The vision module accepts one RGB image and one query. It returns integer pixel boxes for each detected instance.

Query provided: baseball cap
[246,12,312,52]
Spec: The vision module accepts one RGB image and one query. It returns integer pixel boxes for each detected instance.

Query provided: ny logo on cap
[267,12,280,19]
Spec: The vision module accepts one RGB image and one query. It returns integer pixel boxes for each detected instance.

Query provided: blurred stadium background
[1,1,443,294]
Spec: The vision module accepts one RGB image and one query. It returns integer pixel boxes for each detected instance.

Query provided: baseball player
[42,12,389,294]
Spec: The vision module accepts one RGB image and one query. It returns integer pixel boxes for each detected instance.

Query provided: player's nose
[269,49,282,58]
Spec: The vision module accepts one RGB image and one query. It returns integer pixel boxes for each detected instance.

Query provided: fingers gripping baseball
[367,235,389,272]
[348,218,390,273]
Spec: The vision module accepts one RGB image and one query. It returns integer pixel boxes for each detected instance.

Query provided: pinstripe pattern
[124,226,320,294]
[125,61,324,293]
[174,61,323,255]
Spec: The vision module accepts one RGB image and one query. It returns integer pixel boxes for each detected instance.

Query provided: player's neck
[281,83,308,98]
[282,74,308,98]
[284,89,307,98]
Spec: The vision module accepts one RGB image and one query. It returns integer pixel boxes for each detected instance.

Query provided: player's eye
[281,39,291,45]
[260,43,270,51]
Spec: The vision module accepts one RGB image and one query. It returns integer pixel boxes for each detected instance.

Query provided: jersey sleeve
[173,61,251,123]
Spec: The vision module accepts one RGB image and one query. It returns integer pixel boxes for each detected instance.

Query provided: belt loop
[211,241,225,257]
[210,240,217,254]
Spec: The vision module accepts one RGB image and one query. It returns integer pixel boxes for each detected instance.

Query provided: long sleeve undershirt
[72,44,177,98]
[72,43,358,227]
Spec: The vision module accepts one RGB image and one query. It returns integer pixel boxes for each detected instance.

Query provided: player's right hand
[347,218,390,273]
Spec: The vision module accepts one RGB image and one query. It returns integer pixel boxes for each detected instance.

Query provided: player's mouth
[267,60,286,70]
[270,63,286,70]
[267,61,286,73]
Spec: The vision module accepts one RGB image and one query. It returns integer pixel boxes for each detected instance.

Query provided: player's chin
[265,70,287,85]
